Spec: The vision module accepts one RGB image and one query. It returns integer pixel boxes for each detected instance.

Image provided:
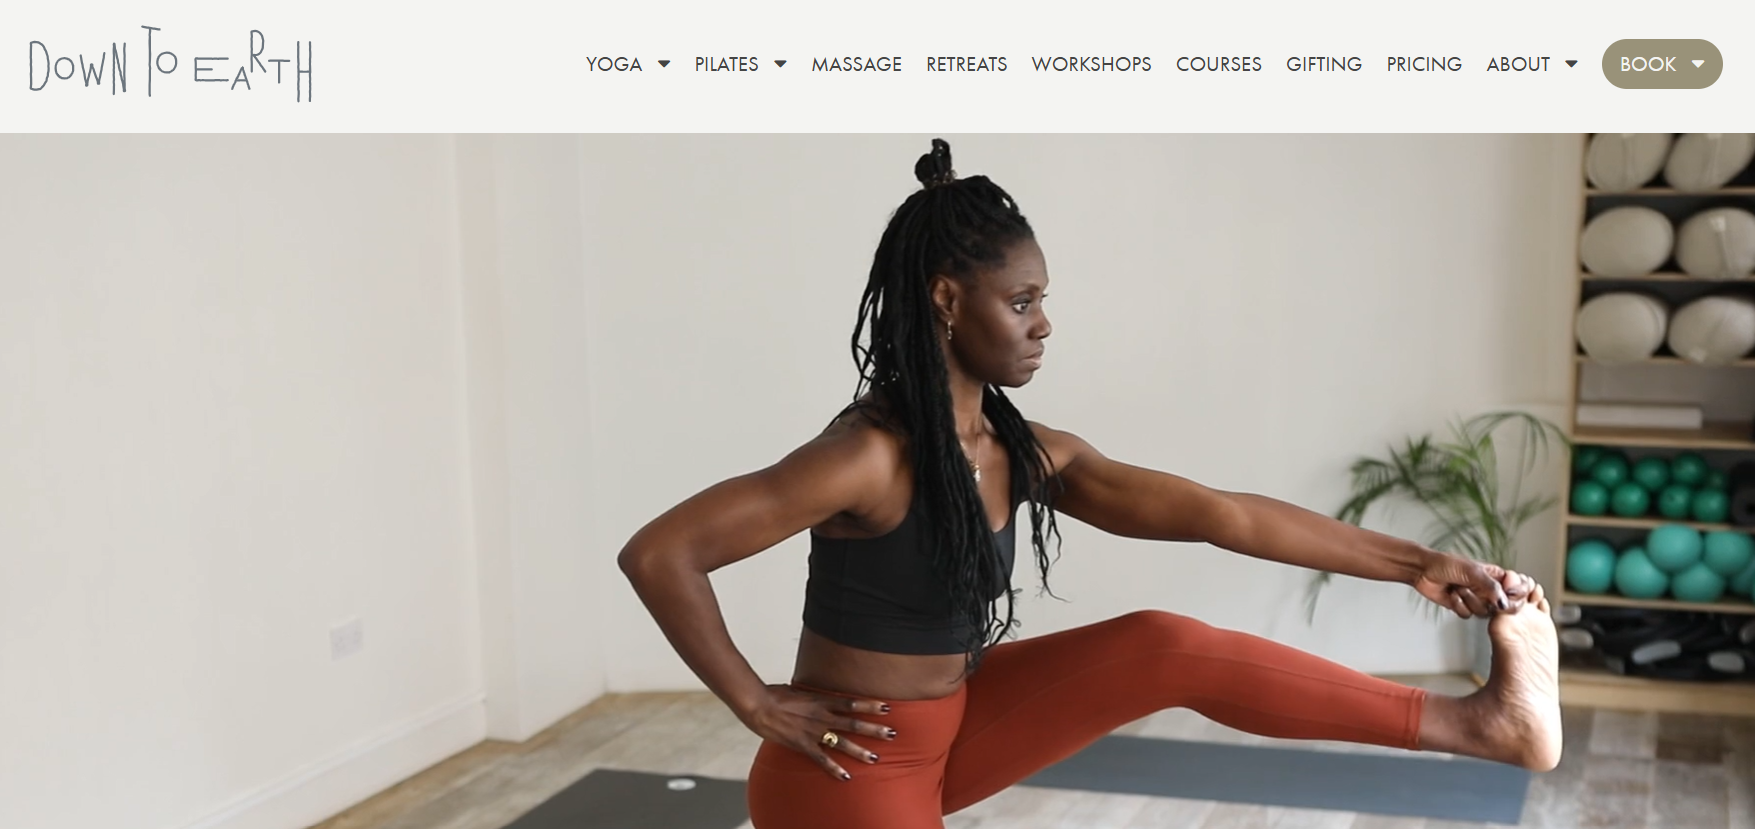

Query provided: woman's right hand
[739,684,897,780]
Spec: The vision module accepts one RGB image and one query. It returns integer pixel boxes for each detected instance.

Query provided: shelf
[1585,187,1755,197]
[1559,666,1755,716]
[1556,588,1755,616]
[1565,514,1753,534]
[1580,270,1755,282]
[1572,422,1755,450]
[1576,354,1755,368]
[1562,138,1755,717]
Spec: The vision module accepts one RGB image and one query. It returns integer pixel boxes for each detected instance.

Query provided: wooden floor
[310,675,1754,829]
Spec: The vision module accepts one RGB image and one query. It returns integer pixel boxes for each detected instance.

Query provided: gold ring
[819,731,839,749]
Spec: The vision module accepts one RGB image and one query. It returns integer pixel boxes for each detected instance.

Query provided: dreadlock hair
[836,138,1065,677]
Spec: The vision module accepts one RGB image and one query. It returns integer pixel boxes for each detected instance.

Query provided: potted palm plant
[1304,410,1570,680]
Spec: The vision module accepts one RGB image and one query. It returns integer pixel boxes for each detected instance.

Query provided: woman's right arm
[615,425,896,773]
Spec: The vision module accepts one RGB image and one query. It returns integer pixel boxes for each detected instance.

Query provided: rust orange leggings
[745,609,1426,829]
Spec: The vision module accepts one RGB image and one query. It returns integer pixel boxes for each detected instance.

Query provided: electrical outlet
[331,617,364,661]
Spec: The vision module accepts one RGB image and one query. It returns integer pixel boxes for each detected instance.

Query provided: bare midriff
[791,627,971,701]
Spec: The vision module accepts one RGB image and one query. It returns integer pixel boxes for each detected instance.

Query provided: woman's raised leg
[939,592,1561,816]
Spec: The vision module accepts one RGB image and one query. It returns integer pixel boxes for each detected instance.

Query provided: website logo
[28,26,314,100]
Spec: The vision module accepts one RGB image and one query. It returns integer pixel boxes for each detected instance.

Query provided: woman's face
[935,238,1053,388]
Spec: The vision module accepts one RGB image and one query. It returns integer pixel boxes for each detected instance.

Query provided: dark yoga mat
[1022,735,1531,824]
[502,768,748,829]
[507,737,1530,826]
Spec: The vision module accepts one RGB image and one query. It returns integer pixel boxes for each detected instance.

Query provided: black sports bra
[802,492,1019,655]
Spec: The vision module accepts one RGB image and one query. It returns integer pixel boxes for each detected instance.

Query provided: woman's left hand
[1411,553,1537,619]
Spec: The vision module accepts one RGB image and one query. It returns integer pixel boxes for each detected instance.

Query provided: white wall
[0,133,1583,829]
[454,135,609,742]
[0,135,488,829]
[580,134,1583,690]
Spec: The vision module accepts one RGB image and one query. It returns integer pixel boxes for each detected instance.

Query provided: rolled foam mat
[1728,461,1755,527]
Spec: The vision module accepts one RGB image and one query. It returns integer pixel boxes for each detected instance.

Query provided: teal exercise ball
[1573,445,1604,473]
[1672,452,1709,486]
[1732,559,1755,596]
[1571,480,1611,515]
[1566,540,1619,593]
[1692,488,1731,524]
[1614,547,1671,598]
[1705,469,1728,490]
[1646,524,1704,573]
[1611,482,1652,517]
[1702,531,1755,577]
[1632,457,1671,491]
[1672,562,1728,603]
[1657,484,1695,519]
[1591,453,1632,487]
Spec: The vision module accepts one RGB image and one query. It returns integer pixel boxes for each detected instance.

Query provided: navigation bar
[573,53,1589,75]
[6,0,1747,133]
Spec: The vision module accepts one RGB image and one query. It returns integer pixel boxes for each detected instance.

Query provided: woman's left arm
[1035,423,1526,616]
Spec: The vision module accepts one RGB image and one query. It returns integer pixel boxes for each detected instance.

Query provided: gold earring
[946,322,954,341]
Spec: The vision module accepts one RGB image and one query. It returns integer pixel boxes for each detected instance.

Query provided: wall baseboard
[174,692,487,829]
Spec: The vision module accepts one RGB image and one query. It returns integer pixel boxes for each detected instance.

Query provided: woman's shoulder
[808,398,909,477]
[1023,419,1094,477]
[776,400,911,530]
[821,394,904,446]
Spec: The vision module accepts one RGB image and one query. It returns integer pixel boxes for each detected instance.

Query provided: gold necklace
[960,426,982,483]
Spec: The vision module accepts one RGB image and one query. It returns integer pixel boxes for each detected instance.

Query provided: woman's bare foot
[1416,583,1564,770]
[1468,584,1564,771]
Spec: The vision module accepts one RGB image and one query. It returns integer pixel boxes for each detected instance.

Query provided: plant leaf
[1306,409,1568,623]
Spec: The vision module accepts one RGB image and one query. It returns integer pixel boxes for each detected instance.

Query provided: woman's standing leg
[939,594,1561,816]
[745,683,967,829]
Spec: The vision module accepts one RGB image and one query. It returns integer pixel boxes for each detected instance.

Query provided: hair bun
[915,138,956,188]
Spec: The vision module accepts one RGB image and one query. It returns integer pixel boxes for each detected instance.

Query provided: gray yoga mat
[502,768,748,829]
[1024,735,1532,824]
[507,736,1530,827]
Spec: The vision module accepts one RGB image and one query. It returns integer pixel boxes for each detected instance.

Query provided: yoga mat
[509,738,1530,826]
[1022,735,1531,824]
[502,768,748,829]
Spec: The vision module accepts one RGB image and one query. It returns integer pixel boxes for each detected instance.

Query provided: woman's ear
[929,274,958,326]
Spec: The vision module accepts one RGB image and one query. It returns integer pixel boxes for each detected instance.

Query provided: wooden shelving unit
[1565,513,1752,534]
[1583,270,1746,282]
[1559,666,1755,718]
[1555,589,1755,616]
[1572,422,1755,451]
[1585,186,1755,196]
[1556,134,1755,716]
[1576,354,1755,368]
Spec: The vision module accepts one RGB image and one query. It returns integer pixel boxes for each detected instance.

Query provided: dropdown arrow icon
[775,59,787,67]
[1692,59,1704,68]
[658,60,670,67]
[1565,60,1577,67]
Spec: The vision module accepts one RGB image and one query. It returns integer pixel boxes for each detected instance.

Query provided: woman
[617,139,1562,829]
